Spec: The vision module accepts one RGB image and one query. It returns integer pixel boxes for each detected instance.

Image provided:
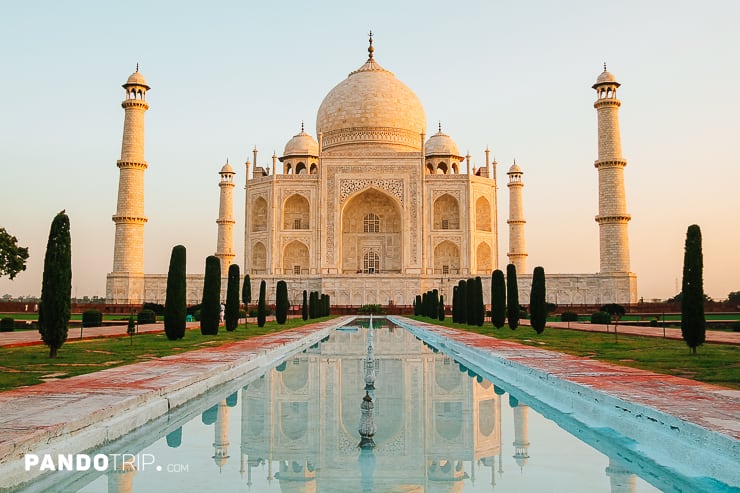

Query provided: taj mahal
[106,35,637,306]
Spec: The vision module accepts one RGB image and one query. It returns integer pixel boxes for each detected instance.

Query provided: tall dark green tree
[473,277,485,326]
[302,290,308,320]
[225,264,240,331]
[530,266,546,334]
[164,245,187,340]
[465,278,477,326]
[242,274,252,307]
[438,294,445,321]
[200,256,221,335]
[257,280,267,327]
[681,224,706,354]
[506,263,520,330]
[452,286,459,322]
[458,280,468,324]
[491,269,506,328]
[38,212,71,358]
[275,280,289,324]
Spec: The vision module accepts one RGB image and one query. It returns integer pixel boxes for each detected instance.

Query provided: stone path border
[0,317,352,490]
[391,316,740,488]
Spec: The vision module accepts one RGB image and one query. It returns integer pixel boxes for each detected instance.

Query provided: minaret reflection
[106,454,136,493]
[605,457,637,493]
[364,315,376,391]
[509,395,530,471]
[212,399,230,471]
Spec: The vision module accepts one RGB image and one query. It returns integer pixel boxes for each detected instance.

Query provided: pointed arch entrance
[340,188,402,273]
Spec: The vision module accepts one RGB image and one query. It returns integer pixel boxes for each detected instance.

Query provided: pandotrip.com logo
[24,453,189,473]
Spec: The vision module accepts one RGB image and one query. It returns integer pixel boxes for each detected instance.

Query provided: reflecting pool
[14,319,734,492]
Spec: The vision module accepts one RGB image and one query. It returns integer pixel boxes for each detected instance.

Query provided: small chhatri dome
[594,64,619,88]
[316,34,426,152]
[124,65,150,89]
[508,161,522,174]
[424,125,462,158]
[220,161,234,174]
[283,124,319,157]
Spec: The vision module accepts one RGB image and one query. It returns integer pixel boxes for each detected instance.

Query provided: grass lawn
[409,316,740,390]
[0,317,332,391]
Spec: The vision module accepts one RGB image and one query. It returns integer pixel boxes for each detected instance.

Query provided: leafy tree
[726,291,740,304]
[506,264,519,330]
[681,224,706,354]
[164,245,187,340]
[200,256,221,335]
[491,269,506,328]
[257,280,267,327]
[275,280,289,324]
[530,266,546,334]
[127,314,136,345]
[38,212,71,358]
[225,264,240,331]
[600,302,626,340]
[302,290,308,320]
[0,227,29,280]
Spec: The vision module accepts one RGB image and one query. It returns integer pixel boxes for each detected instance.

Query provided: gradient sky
[1,1,738,301]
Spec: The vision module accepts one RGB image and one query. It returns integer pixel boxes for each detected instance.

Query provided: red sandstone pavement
[0,317,280,348]
[400,317,740,442]
[0,317,351,472]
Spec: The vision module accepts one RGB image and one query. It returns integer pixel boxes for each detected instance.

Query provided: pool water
[15,319,735,492]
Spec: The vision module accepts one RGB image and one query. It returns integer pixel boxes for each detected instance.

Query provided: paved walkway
[0,317,279,348]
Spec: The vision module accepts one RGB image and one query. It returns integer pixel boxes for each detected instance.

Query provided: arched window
[363,250,379,273]
[363,213,379,233]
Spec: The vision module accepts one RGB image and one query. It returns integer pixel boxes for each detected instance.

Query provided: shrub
[560,312,578,322]
[649,318,659,327]
[590,311,611,325]
[0,317,14,332]
[137,309,157,325]
[731,322,740,332]
[82,310,102,328]
[143,302,165,316]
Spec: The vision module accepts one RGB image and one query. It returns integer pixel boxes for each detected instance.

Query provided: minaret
[112,67,149,277]
[212,399,230,470]
[507,161,527,273]
[509,395,530,471]
[216,161,236,267]
[593,65,631,273]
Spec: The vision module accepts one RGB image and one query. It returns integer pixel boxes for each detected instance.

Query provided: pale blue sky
[1,1,738,301]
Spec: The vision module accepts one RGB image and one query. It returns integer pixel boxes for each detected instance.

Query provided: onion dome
[425,125,463,159]
[282,123,319,158]
[316,34,426,152]
[508,162,522,174]
[220,162,234,174]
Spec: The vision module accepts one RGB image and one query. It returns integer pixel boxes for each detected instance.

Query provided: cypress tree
[466,278,476,326]
[302,290,308,320]
[458,280,468,324]
[681,224,706,354]
[438,295,445,321]
[491,269,506,328]
[473,277,485,326]
[309,291,316,319]
[530,266,546,334]
[415,294,422,316]
[323,294,330,316]
[225,264,240,331]
[452,286,460,323]
[38,211,71,358]
[275,280,289,324]
[200,256,221,335]
[432,289,439,319]
[242,274,252,308]
[506,263,520,330]
[257,280,267,327]
[164,245,187,340]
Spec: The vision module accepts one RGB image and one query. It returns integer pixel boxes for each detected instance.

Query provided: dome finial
[301,120,304,132]
[367,30,374,59]
[438,121,442,133]
[603,62,607,72]
[136,63,139,73]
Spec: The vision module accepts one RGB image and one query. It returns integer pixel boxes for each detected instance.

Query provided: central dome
[316,52,426,152]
